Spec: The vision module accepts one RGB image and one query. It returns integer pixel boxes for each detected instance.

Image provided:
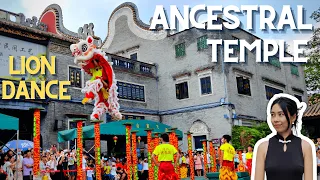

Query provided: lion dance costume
[70,36,122,120]
[219,143,238,180]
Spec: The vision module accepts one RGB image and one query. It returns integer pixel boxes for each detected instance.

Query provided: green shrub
[231,123,271,150]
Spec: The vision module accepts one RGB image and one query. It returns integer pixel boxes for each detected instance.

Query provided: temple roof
[0,4,101,44]
[304,102,320,118]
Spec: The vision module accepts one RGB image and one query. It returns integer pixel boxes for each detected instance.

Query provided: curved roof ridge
[101,2,164,47]
[40,4,79,39]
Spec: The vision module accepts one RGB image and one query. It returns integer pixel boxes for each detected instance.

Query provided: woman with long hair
[254,96,314,180]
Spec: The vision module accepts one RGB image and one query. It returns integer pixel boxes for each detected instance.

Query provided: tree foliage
[231,123,271,150]
[305,7,320,103]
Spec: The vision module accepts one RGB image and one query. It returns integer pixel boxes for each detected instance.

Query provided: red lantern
[137,136,141,143]
[113,136,118,144]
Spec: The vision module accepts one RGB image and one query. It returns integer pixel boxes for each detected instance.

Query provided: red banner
[171,130,180,177]
[187,133,195,180]
[132,132,138,180]
[125,125,132,180]
[33,109,40,177]
[77,121,83,179]
[209,141,216,172]
[202,140,208,177]
[94,122,101,180]
[153,133,159,180]
[147,130,154,180]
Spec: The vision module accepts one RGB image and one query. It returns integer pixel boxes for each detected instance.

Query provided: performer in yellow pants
[219,135,238,180]
[180,153,188,178]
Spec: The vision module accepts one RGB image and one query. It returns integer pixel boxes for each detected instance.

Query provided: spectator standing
[22,151,33,180]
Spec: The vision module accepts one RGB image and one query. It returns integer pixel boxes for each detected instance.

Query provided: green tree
[231,123,271,150]
[305,7,320,104]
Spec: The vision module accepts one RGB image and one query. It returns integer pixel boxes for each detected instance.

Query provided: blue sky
[1,0,319,53]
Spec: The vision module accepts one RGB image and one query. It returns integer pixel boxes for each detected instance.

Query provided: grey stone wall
[114,70,159,112]
[105,16,227,112]
[162,106,232,151]
[223,29,307,122]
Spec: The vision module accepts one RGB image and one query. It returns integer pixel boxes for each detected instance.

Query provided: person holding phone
[254,96,314,180]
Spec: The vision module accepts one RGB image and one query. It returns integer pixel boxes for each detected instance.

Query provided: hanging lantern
[137,136,141,143]
[113,136,118,144]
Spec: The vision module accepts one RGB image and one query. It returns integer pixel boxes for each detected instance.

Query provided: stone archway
[189,120,210,150]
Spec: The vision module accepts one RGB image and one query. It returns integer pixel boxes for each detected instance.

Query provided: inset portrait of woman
[252,93,317,180]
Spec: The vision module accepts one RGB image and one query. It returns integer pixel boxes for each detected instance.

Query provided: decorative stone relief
[18,13,48,31]
[190,121,209,134]
[77,23,101,47]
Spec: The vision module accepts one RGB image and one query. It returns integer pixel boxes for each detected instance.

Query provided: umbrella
[1,140,33,152]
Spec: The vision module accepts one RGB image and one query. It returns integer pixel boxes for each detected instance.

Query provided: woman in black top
[254,96,314,180]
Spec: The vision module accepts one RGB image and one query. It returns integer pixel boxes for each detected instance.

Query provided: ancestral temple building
[0,3,310,152]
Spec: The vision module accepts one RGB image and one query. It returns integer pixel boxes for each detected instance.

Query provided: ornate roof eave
[39,4,101,43]
[39,4,78,39]
[101,2,167,49]
[0,19,77,44]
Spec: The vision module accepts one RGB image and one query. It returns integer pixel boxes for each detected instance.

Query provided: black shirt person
[254,96,313,180]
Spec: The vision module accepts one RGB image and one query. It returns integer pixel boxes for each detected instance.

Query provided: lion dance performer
[70,36,122,120]
[246,145,253,175]
[219,135,238,180]
[152,133,180,180]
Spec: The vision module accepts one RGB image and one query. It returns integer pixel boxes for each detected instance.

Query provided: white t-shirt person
[82,156,87,170]
[110,162,117,176]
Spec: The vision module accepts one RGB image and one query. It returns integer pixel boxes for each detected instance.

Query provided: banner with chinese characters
[0,35,46,81]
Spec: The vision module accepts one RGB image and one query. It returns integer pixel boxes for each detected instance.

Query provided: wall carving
[190,120,209,134]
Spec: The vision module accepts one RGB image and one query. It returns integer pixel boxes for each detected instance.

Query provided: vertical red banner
[125,124,132,180]
[170,129,180,178]
[93,121,102,180]
[153,133,159,180]
[169,131,174,145]
[151,137,155,180]
[212,142,217,172]
[187,133,195,180]
[209,141,216,172]
[146,129,154,180]
[77,121,83,179]
[202,140,208,177]
[131,131,138,180]
[32,109,40,177]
